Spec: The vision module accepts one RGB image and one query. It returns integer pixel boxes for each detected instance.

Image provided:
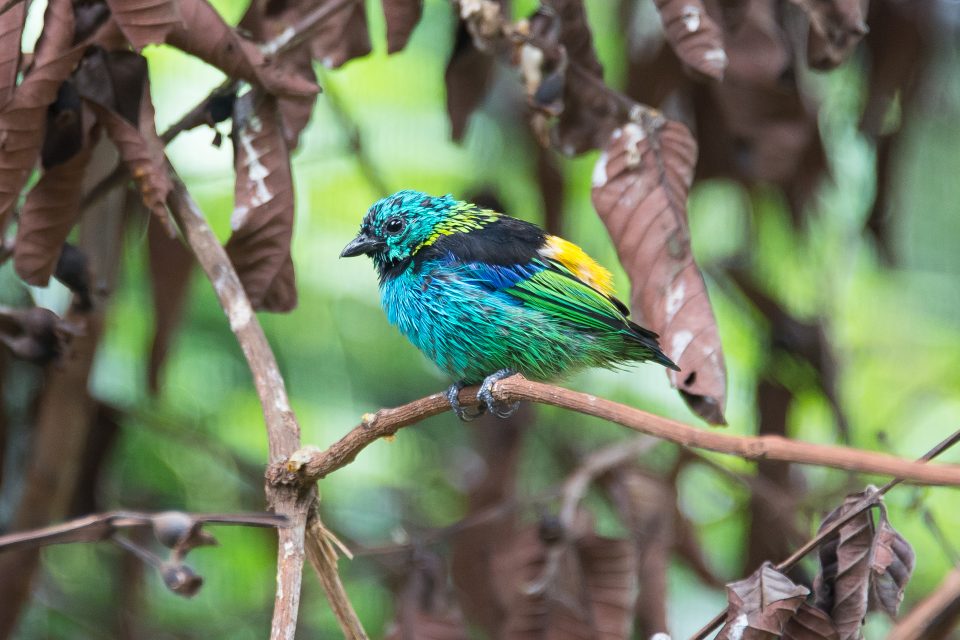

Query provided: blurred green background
[6,0,960,637]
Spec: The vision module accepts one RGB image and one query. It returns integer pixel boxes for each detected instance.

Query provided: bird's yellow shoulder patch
[540,235,614,295]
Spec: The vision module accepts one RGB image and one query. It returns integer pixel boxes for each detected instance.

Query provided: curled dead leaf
[652,0,727,80]
[445,20,495,142]
[492,524,638,639]
[0,0,86,226]
[790,0,868,70]
[0,305,81,364]
[104,0,181,50]
[813,489,914,640]
[591,110,727,424]
[385,551,469,640]
[166,0,318,96]
[309,0,371,69]
[147,221,193,394]
[782,602,840,640]
[14,119,96,286]
[77,49,175,234]
[868,504,915,617]
[718,562,809,639]
[382,0,423,54]
[225,90,297,312]
[0,0,25,109]
[237,1,319,149]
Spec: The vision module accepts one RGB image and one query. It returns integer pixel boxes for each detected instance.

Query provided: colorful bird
[341,190,679,420]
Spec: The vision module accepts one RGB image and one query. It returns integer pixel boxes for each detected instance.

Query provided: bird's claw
[447,381,484,422]
[477,369,520,419]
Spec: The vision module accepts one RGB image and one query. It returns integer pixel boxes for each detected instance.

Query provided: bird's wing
[461,258,636,335]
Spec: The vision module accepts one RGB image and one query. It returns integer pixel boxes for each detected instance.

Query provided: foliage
[0,0,958,638]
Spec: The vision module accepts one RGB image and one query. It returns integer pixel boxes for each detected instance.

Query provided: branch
[273,376,960,487]
[0,510,287,553]
[165,171,366,639]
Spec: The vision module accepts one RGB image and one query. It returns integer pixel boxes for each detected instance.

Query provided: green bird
[341,190,679,419]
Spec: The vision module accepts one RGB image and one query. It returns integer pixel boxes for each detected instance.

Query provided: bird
[340,190,679,420]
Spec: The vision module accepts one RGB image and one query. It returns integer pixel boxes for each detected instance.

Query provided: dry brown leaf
[385,552,469,640]
[718,562,809,639]
[310,0,371,69]
[791,0,868,70]
[604,468,672,636]
[80,51,174,234]
[591,111,727,424]
[525,0,621,155]
[652,0,727,80]
[813,491,876,639]
[382,0,423,54]
[0,305,80,364]
[0,0,25,109]
[166,0,318,96]
[14,120,96,286]
[237,0,318,150]
[694,0,826,218]
[782,602,841,640]
[104,0,181,50]
[0,0,86,226]
[492,524,638,639]
[812,489,913,640]
[147,221,193,394]
[868,504,915,617]
[224,90,297,312]
[444,21,495,142]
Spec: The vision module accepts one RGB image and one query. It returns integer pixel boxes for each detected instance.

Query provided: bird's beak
[340,233,384,258]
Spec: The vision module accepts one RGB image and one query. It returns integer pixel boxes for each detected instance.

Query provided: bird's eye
[384,217,405,235]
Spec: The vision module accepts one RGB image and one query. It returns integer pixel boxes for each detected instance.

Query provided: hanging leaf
[382,0,423,54]
[103,0,181,50]
[492,523,638,639]
[0,0,86,226]
[591,110,727,424]
[224,90,297,311]
[309,0,371,69]
[812,489,913,639]
[868,504,915,617]
[0,0,25,109]
[384,551,469,640]
[444,21,495,142]
[147,222,194,394]
[790,0,868,70]
[813,490,876,640]
[78,50,175,234]
[14,116,96,285]
[237,0,319,150]
[782,602,841,640]
[717,562,809,639]
[0,305,80,364]
[166,0,318,97]
[652,0,727,80]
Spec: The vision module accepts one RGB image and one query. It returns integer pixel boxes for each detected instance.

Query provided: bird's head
[341,190,494,279]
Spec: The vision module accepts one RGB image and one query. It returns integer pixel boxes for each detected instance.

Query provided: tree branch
[273,376,960,487]
[165,172,367,639]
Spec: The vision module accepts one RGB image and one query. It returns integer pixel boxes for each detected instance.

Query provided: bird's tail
[625,320,680,371]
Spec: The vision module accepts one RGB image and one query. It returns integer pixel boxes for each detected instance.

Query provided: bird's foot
[447,380,485,422]
[478,369,520,419]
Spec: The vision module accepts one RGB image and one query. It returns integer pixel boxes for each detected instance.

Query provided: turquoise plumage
[341,190,678,419]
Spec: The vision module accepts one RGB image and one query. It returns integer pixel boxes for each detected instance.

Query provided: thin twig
[273,377,960,487]
[689,428,960,640]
